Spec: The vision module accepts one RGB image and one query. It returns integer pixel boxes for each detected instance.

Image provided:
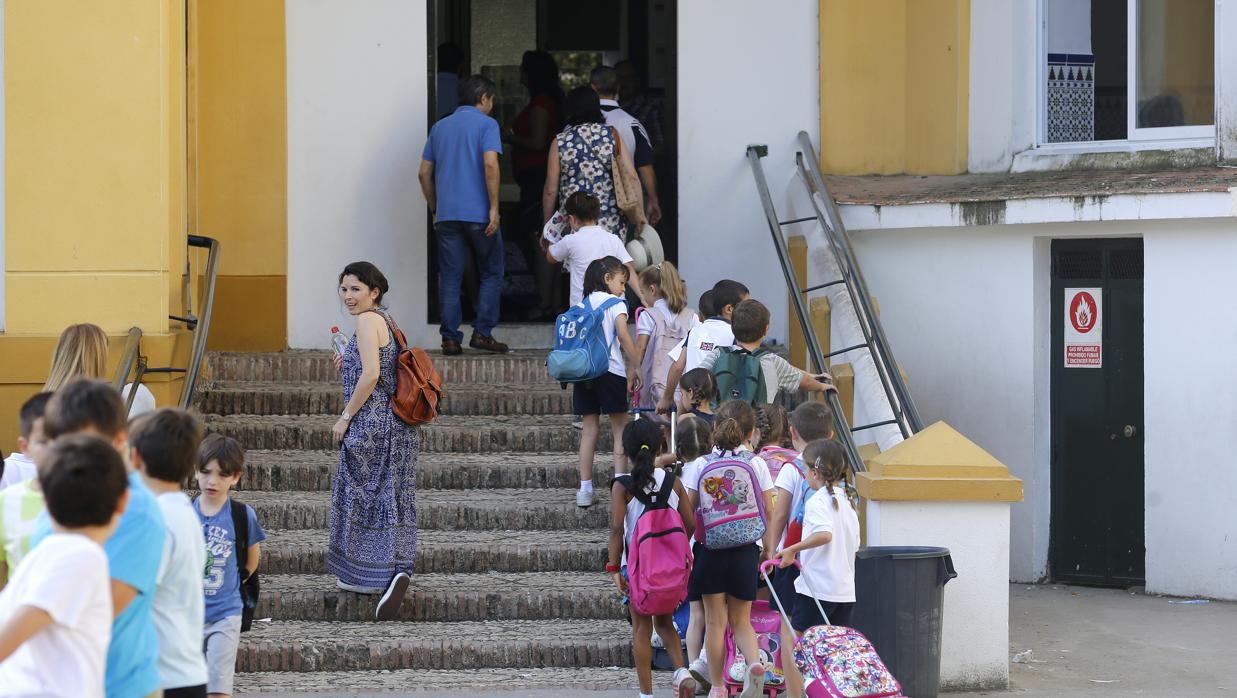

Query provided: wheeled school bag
[712,347,769,405]
[625,473,693,617]
[547,296,623,383]
[760,561,904,698]
[722,600,787,696]
[694,451,767,549]
[635,305,697,410]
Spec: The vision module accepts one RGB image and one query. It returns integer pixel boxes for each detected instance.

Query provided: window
[1040,0,1214,144]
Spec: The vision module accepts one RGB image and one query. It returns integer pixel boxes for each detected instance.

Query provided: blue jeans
[435,221,504,342]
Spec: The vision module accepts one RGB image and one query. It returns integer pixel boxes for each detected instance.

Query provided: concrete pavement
[246,583,1237,696]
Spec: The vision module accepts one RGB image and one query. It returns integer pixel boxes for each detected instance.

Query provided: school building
[0,0,1234,685]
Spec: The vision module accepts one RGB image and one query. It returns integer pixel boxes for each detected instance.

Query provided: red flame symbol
[1069,292,1097,333]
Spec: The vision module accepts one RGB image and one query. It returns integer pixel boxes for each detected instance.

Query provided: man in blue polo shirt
[419,74,509,355]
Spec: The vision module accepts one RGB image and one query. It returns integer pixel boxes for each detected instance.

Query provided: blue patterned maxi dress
[327,311,420,588]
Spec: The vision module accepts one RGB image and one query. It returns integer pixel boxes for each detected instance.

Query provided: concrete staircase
[198,350,638,694]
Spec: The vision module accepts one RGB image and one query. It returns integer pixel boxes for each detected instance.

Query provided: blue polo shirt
[31,471,165,698]
[421,105,502,224]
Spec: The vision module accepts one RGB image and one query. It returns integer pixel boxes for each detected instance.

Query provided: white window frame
[1036,0,1217,149]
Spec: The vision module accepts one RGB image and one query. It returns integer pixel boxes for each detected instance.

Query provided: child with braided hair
[677,368,717,426]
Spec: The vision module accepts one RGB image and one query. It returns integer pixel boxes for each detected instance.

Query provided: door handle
[1123,425,1138,439]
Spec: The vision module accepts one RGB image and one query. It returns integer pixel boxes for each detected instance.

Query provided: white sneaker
[576,489,597,507]
[689,658,711,693]
[739,662,766,698]
[672,667,698,698]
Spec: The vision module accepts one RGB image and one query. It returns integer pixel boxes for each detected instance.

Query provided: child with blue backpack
[608,419,698,698]
[685,400,777,698]
[559,256,642,507]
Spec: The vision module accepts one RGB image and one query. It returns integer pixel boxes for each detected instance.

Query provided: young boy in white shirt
[543,191,639,307]
[0,434,129,698]
[130,409,210,698]
[1,392,52,489]
[656,280,750,415]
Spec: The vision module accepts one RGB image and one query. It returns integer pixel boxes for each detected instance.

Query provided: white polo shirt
[668,318,735,372]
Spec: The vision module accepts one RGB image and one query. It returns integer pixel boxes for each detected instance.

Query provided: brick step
[241,450,612,492]
[235,667,639,694]
[234,488,610,531]
[196,381,574,417]
[235,619,632,673]
[207,349,556,385]
[258,571,621,622]
[204,414,611,453]
[263,528,607,575]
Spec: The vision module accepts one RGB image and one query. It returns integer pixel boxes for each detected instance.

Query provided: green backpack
[711,347,768,405]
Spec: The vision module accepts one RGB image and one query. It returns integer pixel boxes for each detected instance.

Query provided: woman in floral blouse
[542,86,645,242]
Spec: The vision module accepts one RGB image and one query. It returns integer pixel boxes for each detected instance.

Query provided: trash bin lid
[857,546,952,559]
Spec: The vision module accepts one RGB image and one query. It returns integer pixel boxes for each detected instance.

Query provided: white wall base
[867,500,1011,691]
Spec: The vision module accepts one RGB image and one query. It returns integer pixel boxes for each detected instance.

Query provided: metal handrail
[746,145,867,476]
[179,235,219,408]
[113,327,147,414]
[793,131,924,434]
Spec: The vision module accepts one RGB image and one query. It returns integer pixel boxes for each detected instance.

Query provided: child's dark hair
[712,279,749,315]
[790,401,835,442]
[564,191,602,222]
[732,299,771,343]
[713,400,756,452]
[129,408,204,483]
[802,438,850,511]
[40,434,128,528]
[197,433,246,478]
[18,392,53,439]
[698,289,716,319]
[623,418,664,495]
[675,414,713,463]
[680,369,717,411]
[43,379,127,440]
[755,403,790,449]
[339,261,390,305]
[581,256,627,296]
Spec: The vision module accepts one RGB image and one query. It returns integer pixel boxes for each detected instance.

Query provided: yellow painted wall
[1,0,191,450]
[820,0,969,175]
[189,0,289,351]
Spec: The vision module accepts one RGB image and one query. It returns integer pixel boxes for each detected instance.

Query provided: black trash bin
[849,546,957,698]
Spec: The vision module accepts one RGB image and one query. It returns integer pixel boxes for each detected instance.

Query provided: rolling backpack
[230,500,260,633]
[723,600,788,696]
[624,473,693,616]
[712,347,769,405]
[694,451,767,549]
[547,296,623,383]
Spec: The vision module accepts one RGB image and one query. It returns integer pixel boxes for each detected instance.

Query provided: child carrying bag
[712,347,769,405]
[624,473,693,617]
[548,296,623,383]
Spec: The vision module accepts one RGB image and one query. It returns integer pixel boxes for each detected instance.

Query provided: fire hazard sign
[1064,288,1102,368]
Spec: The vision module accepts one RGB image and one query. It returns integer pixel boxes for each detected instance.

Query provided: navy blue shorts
[790,595,854,633]
[573,371,628,415]
[769,564,800,617]
[690,543,760,601]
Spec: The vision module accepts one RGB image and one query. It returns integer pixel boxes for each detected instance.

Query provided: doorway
[425,0,678,327]
[1050,238,1145,586]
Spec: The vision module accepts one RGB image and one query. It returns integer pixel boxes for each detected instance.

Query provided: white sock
[639,693,655,698]
[580,480,593,493]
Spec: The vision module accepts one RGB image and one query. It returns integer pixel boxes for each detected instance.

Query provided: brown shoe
[469,333,509,354]
[441,339,462,356]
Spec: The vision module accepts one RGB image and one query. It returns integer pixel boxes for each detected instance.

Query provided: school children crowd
[0,376,263,698]
[546,191,865,698]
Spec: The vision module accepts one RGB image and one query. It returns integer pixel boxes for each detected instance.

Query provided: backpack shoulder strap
[230,499,250,582]
[596,296,623,313]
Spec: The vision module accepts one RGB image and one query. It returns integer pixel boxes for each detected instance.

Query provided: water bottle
[330,326,349,356]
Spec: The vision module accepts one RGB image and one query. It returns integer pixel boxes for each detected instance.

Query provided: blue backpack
[547,296,623,383]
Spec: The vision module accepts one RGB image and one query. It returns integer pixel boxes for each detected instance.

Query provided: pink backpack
[636,306,697,410]
[626,473,693,617]
[797,625,904,698]
[723,600,787,695]
[695,451,767,549]
[758,446,799,481]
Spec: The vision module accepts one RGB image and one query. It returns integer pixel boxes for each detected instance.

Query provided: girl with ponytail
[683,400,777,697]
[634,261,699,414]
[607,418,698,698]
[775,438,860,634]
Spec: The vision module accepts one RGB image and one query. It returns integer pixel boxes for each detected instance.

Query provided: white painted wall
[867,501,1011,691]
[677,0,819,345]
[286,0,429,349]
[0,0,6,332]
[844,214,1237,599]
[968,0,1036,172]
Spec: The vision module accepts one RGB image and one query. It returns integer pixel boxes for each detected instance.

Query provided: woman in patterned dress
[542,86,646,242]
[328,261,420,620]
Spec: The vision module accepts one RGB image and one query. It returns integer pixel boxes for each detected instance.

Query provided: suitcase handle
[759,559,830,628]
